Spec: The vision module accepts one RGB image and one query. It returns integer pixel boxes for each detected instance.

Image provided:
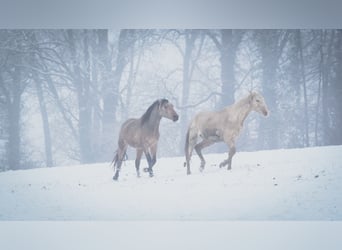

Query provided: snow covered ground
[0,146,341,220]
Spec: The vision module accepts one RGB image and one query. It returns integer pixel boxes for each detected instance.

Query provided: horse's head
[159,99,179,122]
[249,92,269,116]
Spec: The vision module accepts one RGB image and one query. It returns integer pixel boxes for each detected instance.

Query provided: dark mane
[141,99,168,125]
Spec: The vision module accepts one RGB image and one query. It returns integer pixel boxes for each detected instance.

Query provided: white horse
[184,91,269,175]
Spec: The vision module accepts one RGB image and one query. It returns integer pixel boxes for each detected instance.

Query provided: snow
[0,145,342,220]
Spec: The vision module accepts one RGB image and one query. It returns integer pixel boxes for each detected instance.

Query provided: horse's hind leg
[113,158,122,181]
[143,151,154,177]
[135,149,143,178]
[185,129,198,175]
[194,140,214,172]
[185,146,193,175]
[113,141,128,181]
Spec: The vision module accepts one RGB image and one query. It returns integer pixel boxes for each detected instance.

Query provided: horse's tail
[110,150,128,171]
[110,151,119,170]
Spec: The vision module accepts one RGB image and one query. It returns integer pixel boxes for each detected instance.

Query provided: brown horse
[112,99,179,181]
[184,91,269,175]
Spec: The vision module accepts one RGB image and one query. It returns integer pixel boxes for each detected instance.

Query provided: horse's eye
[256,99,260,103]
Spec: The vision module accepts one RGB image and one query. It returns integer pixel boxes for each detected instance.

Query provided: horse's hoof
[227,166,232,171]
[187,171,191,175]
[149,172,154,177]
[219,163,224,168]
[113,176,119,181]
[199,167,204,172]
[143,167,149,172]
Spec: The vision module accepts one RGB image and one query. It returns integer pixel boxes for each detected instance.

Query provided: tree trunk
[8,67,21,170]
[257,30,280,150]
[321,31,335,145]
[67,30,93,163]
[315,31,324,146]
[44,74,78,139]
[102,30,131,124]
[332,30,342,144]
[89,30,102,162]
[296,30,310,147]
[30,31,53,167]
[220,29,235,108]
[207,29,242,109]
[35,77,53,167]
[102,29,133,160]
[179,30,198,153]
[79,30,93,163]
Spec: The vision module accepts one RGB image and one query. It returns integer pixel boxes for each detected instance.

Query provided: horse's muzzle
[173,114,179,121]
[263,109,269,116]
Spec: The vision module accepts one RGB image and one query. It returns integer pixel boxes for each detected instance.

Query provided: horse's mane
[141,99,168,125]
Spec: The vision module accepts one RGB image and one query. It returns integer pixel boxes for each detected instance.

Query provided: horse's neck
[144,109,162,134]
[227,96,252,125]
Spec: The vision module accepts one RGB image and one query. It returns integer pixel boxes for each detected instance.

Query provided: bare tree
[0,30,32,169]
[207,29,244,108]
[331,29,342,144]
[101,29,136,160]
[296,30,310,147]
[255,29,289,149]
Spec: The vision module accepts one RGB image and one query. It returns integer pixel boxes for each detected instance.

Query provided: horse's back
[192,110,224,129]
[121,118,139,130]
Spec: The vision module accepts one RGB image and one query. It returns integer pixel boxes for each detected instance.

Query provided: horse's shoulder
[121,118,139,129]
[195,110,219,119]
[122,118,135,124]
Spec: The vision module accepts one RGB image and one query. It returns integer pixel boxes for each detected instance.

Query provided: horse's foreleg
[142,144,156,177]
[150,144,157,167]
[147,145,158,177]
[135,149,143,178]
[194,140,214,172]
[227,146,236,170]
[219,144,236,170]
[144,151,154,177]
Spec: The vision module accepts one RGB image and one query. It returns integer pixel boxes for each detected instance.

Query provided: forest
[0,29,341,171]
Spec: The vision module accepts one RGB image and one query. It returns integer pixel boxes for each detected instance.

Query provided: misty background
[0,29,341,171]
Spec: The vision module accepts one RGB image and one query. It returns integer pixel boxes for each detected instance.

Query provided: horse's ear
[251,90,258,97]
[248,91,255,103]
[158,99,168,109]
[157,99,162,110]
[248,89,256,99]
[158,99,166,110]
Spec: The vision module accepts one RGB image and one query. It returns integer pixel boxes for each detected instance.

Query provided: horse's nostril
[173,115,179,121]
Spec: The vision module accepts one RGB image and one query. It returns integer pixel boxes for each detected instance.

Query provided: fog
[1,29,341,170]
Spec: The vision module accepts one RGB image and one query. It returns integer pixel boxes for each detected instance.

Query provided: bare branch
[177,91,223,109]
[205,30,222,52]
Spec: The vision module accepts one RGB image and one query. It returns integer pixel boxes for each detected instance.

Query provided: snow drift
[0,146,341,220]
